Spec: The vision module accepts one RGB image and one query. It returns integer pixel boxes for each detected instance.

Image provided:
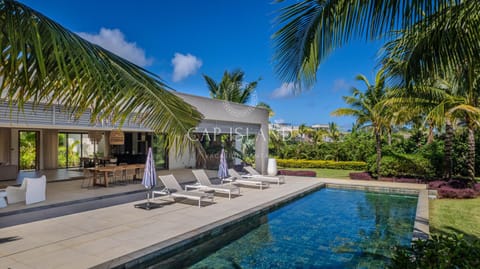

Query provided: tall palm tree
[382,3,480,183]
[332,70,389,177]
[203,70,260,104]
[385,79,480,180]
[0,0,202,153]
[272,0,478,89]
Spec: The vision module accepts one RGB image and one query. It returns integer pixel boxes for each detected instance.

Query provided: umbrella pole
[146,188,150,209]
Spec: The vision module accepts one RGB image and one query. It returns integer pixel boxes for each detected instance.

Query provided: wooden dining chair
[125,167,136,184]
[113,167,126,185]
[81,169,93,188]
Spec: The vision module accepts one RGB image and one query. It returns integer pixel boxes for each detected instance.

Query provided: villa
[0,92,269,181]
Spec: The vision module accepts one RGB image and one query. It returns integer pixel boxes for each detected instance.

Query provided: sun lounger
[190,170,240,200]
[154,174,214,207]
[226,169,269,190]
[243,166,285,186]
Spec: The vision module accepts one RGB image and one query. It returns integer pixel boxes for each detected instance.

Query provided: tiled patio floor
[0,169,216,215]
[0,176,426,269]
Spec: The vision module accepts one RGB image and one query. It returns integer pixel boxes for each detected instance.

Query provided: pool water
[189,188,418,269]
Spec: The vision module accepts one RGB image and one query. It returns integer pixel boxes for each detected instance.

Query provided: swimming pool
[186,188,418,269]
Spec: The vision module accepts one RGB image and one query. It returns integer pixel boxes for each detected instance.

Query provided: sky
[20,0,384,130]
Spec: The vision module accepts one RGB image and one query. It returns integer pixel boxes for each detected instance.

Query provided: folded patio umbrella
[218,148,229,180]
[135,147,159,210]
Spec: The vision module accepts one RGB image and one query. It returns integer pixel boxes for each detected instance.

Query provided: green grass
[430,198,480,241]
[279,167,363,180]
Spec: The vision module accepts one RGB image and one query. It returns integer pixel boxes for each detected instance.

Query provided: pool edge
[92,182,326,269]
[412,190,429,241]
[91,181,429,268]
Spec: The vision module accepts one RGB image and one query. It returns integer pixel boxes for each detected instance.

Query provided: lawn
[430,197,480,241]
[279,167,362,180]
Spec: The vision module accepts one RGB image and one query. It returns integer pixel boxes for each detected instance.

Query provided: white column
[255,122,269,174]
[235,135,242,165]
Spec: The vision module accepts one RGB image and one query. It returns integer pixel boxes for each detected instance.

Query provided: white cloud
[77,28,153,67]
[332,79,349,92]
[270,82,296,99]
[171,53,203,82]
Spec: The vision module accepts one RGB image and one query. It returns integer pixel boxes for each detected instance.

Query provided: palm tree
[272,0,478,89]
[326,122,341,143]
[203,70,260,104]
[385,79,480,180]
[332,70,389,177]
[0,0,202,153]
[382,4,480,183]
[297,123,313,142]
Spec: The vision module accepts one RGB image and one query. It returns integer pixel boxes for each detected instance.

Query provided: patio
[0,169,218,216]
[0,176,427,269]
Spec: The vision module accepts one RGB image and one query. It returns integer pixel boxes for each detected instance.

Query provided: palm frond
[272,0,458,88]
[382,1,480,85]
[0,0,203,154]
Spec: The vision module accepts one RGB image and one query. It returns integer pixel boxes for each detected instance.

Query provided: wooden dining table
[89,164,145,187]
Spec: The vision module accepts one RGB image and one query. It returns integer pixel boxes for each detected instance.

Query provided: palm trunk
[387,129,392,146]
[443,120,453,180]
[375,130,382,179]
[467,118,476,185]
[427,122,434,144]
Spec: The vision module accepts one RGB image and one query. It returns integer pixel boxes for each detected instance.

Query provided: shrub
[349,172,372,180]
[276,159,367,170]
[389,234,480,269]
[428,180,447,189]
[437,186,477,199]
[278,170,316,177]
[447,179,469,189]
[368,153,434,179]
[428,180,478,199]
[475,183,480,192]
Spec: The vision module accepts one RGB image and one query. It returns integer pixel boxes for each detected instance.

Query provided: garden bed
[278,170,317,177]
[428,180,480,199]
[349,172,422,183]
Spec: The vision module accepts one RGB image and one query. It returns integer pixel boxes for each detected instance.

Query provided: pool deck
[0,177,427,269]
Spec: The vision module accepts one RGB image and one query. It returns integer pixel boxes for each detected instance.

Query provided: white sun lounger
[154,174,214,207]
[189,170,240,200]
[226,169,269,190]
[243,166,285,186]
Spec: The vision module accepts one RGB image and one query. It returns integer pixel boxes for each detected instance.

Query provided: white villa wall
[168,145,196,169]
[175,92,270,173]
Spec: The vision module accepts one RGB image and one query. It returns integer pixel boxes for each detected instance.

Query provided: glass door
[153,134,168,169]
[58,132,93,168]
[67,133,82,167]
[19,130,39,170]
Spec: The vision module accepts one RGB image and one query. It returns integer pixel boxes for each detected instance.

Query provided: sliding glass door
[58,132,97,168]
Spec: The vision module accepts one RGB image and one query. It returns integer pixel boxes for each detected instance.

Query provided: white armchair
[6,175,46,205]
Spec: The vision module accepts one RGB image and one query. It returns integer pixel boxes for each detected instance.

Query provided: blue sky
[21,0,383,129]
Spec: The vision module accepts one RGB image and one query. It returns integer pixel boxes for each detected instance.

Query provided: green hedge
[277,159,367,170]
[367,153,435,179]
